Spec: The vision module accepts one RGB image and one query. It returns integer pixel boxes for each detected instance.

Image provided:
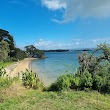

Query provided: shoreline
[30,59,52,87]
[5,58,37,77]
[5,58,51,87]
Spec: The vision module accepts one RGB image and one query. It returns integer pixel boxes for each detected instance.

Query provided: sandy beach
[5,58,51,86]
[5,58,36,77]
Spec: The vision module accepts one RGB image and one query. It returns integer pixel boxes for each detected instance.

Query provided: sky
[0,0,110,50]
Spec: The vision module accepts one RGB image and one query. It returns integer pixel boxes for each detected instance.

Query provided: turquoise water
[31,51,101,85]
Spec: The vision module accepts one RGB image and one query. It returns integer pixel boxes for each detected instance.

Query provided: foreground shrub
[0,67,6,77]
[0,77,13,88]
[22,70,44,90]
[49,74,81,91]
[49,74,71,91]
[49,68,110,93]
[80,70,93,89]
[49,73,92,92]
[100,75,110,93]
[69,75,80,90]
[101,81,110,93]
[92,75,104,91]
[0,67,13,88]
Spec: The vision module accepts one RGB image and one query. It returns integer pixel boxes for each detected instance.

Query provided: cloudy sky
[0,0,110,49]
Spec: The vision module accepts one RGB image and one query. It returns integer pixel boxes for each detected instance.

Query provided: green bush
[100,76,110,93]
[105,81,110,93]
[101,81,110,94]
[22,70,44,90]
[49,74,81,91]
[49,74,71,91]
[0,77,13,88]
[48,82,58,91]
[92,63,110,92]
[49,64,110,93]
[80,70,93,89]
[69,76,80,90]
[93,75,104,91]
[0,67,6,77]
[0,67,13,88]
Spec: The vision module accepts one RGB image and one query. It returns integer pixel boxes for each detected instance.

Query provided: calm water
[31,51,101,85]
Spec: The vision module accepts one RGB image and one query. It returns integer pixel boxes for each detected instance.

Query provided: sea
[31,50,101,85]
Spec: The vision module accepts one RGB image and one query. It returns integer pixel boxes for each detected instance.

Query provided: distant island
[44,49,94,52]
[74,49,93,52]
[44,49,69,52]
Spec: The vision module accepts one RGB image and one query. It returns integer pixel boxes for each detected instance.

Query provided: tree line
[0,29,44,62]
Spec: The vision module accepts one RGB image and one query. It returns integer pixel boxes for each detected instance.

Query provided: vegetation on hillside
[0,29,15,58]
[25,45,44,58]
[0,40,10,62]
[0,29,45,62]
[0,29,27,62]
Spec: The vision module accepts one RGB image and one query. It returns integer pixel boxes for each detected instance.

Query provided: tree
[97,43,110,62]
[78,52,97,74]
[13,48,27,61]
[25,45,44,58]
[77,43,110,93]
[0,40,10,61]
[78,43,110,76]
[0,29,15,57]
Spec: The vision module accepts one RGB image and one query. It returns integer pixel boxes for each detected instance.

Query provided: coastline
[5,58,37,77]
[31,60,52,87]
[35,70,53,87]
[5,57,51,87]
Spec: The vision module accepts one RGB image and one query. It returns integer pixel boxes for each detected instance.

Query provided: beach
[5,58,51,86]
[5,58,36,77]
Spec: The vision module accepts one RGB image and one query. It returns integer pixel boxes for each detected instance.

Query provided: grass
[0,62,14,68]
[0,82,110,110]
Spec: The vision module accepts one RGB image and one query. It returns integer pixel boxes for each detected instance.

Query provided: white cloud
[34,38,110,50]
[41,0,66,10]
[35,39,71,50]
[41,0,110,23]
